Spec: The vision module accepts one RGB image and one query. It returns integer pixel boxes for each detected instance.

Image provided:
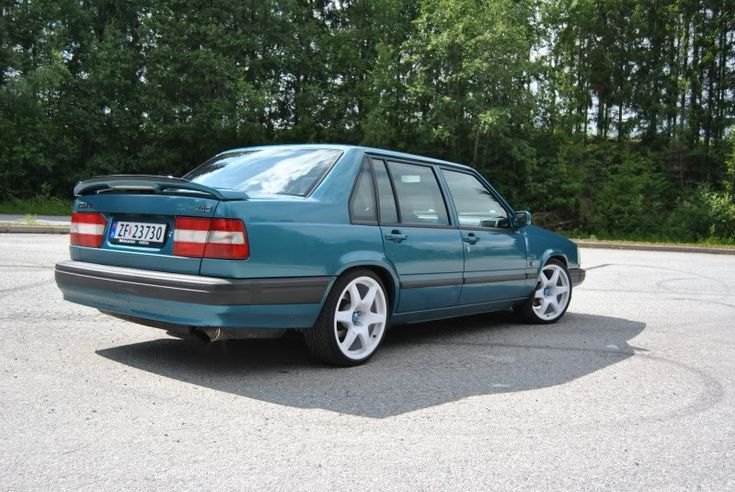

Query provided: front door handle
[463,233,480,245]
[384,230,407,243]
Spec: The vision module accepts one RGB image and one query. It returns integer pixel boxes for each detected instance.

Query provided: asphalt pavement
[1,234,734,490]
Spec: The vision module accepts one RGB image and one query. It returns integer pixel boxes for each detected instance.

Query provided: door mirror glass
[514,210,532,227]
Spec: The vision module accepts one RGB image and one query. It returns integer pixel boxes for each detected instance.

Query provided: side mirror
[514,210,532,228]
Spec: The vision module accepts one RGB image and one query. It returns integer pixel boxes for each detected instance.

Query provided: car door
[371,158,464,312]
[440,168,529,304]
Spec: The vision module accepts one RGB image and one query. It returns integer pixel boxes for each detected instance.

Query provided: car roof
[216,144,476,172]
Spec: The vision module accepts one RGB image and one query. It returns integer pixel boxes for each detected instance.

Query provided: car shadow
[96,312,645,418]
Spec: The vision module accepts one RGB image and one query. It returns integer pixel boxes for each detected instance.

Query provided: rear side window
[350,163,377,223]
[184,148,343,196]
[386,161,449,226]
[372,159,398,224]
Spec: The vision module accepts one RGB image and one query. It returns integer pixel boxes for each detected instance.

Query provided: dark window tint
[350,164,377,222]
[442,170,509,228]
[386,161,449,226]
[372,159,398,223]
[183,148,343,196]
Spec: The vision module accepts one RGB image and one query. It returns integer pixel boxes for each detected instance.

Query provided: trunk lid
[70,175,248,275]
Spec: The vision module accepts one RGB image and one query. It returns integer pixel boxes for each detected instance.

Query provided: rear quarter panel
[200,149,399,290]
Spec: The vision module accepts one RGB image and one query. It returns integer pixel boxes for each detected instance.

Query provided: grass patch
[0,197,73,216]
[567,231,735,249]
[22,213,39,225]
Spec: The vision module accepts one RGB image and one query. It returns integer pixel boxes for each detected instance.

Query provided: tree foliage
[1,0,734,240]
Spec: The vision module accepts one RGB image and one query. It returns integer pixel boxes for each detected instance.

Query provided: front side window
[442,170,509,228]
[386,161,449,226]
[184,148,343,196]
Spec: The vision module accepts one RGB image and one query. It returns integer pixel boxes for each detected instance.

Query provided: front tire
[304,270,389,366]
[516,259,572,324]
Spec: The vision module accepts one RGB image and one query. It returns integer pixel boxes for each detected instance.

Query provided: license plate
[110,221,167,246]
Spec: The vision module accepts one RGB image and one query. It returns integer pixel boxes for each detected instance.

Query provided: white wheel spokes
[335,309,353,325]
[334,276,387,359]
[549,269,560,287]
[348,284,362,309]
[355,326,371,350]
[341,329,359,351]
[532,264,571,321]
[361,285,378,310]
[550,284,569,296]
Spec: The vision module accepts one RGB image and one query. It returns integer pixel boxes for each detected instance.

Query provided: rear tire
[304,270,389,366]
[516,259,572,324]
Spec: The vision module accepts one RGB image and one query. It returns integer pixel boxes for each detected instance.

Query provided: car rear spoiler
[73,175,249,201]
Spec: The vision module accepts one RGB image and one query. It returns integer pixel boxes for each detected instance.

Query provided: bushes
[532,140,734,244]
[582,148,670,236]
[523,141,583,227]
[524,141,670,235]
[664,187,735,242]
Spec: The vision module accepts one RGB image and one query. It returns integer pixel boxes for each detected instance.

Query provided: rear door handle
[463,233,480,245]
[384,230,407,243]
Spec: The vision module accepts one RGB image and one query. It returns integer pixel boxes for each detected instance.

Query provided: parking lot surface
[1,234,734,490]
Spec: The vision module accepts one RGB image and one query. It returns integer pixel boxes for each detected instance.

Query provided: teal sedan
[55,145,585,366]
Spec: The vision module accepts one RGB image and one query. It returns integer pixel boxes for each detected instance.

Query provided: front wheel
[304,270,389,366]
[516,259,572,324]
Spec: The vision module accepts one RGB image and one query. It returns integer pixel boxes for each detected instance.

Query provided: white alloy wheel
[532,262,571,321]
[333,276,388,360]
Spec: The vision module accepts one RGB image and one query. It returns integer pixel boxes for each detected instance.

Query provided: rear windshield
[183,148,343,196]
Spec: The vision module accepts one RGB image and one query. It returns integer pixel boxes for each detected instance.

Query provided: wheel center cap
[544,287,551,296]
[352,311,360,323]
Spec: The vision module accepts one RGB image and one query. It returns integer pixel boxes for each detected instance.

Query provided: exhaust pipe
[194,327,287,342]
[164,326,211,343]
[199,328,226,342]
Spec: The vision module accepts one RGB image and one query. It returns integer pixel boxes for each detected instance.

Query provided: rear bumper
[55,260,331,328]
[569,267,586,286]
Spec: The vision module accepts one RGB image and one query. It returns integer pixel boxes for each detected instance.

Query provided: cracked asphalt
[1,234,734,490]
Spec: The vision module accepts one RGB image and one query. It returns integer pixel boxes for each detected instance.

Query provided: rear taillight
[70,212,106,247]
[203,219,249,259]
[172,217,210,257]
[173,217,249,260]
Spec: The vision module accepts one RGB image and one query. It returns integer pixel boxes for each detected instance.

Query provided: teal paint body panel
[523,225,581,271]
[391,297,526,325]
[56,144,584,340]
[457,228,531,304]
[70,245,203,276]
[380,225,464,312]
[61,286,322,329]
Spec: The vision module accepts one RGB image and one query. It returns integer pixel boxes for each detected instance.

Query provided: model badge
[193,205,212,212]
